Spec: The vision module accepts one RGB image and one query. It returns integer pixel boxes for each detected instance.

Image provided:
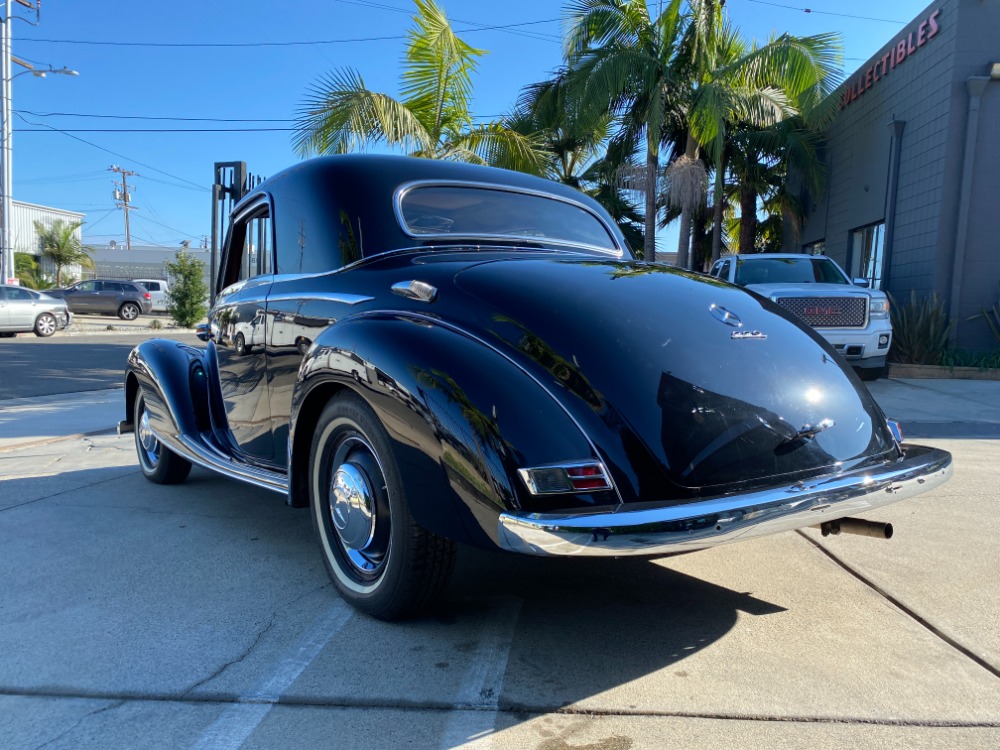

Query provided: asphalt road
[0,332,200,399]
[1,338,998,748]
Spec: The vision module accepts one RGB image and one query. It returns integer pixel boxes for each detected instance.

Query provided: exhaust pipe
[817,517,893,539]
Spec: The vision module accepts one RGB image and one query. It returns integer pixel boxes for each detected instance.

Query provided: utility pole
[109,164,137,252]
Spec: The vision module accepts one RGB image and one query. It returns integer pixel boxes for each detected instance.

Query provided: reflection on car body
[120,155,951,621]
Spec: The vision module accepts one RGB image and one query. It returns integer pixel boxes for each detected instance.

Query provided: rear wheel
[134,394,192,484]
[309,393,455,620]
[119,302,140,320]
[856,365,885,382]
[34,313,57,337]
[235,333,249,355]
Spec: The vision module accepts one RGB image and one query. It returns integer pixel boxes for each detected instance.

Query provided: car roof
[725,253,831,261]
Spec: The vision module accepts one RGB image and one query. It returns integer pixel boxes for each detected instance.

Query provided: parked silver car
[0,284,72,337]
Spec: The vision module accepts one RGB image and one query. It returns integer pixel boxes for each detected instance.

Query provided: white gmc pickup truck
[708,253,892,380]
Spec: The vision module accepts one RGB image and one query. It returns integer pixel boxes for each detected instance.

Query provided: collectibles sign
[840,9,942,108]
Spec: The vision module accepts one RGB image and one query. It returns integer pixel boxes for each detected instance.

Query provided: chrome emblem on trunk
[731,330,767,340]
[709,304,742,327]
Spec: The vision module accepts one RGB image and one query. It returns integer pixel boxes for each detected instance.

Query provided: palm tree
[564,0,687,261]
[293,0,543,173]
[509,70,644,249]
[673,0,841,267]
[33,220,92,286]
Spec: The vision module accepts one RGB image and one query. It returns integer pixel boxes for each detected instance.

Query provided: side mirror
[853,277,870,288]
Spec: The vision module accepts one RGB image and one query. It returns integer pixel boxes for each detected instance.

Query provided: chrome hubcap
[138,409,159,465]
[329,463,376,558]
[38,316,54,334]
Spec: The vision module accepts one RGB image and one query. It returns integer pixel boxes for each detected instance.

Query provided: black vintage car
[120,155,951,620]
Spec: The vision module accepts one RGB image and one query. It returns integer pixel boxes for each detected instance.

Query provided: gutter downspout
[948,76,991,344]
[881,120,906,291]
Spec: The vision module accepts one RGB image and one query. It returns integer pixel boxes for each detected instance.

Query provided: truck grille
[776,297,867,328]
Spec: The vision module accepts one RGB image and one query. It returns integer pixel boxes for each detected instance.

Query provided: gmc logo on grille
[804,306,840,316]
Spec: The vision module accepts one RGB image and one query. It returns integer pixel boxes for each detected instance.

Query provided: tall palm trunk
[644,139,658,261]
[675,133,699,270]
[738,181,758,253]
[710,149,729,265]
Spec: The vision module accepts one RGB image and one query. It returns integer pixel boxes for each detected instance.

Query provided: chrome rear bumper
[497,444,951,557]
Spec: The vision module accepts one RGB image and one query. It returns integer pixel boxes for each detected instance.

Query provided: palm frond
[455,122,549,175]
[400,0,484,141]
[293,68,433,157]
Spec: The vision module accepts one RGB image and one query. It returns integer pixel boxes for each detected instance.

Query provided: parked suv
[709,253,891,379]
[48,279,153,320]
[132,278,169,312]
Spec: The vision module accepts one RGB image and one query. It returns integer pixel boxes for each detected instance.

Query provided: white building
[10,200,85,281]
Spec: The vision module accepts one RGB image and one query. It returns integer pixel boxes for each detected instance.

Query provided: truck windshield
[397,184,620,255]
[735,257,849,286]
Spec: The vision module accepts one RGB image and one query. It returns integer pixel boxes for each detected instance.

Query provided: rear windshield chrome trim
[393,179,625,258]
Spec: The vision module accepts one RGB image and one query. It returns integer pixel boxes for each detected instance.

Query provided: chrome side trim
[152,425,288,495]
[266,290,374,306]
[497,444,952,557]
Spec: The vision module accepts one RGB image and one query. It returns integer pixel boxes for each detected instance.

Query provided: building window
[850,222,886,289]
[803,240,825,255]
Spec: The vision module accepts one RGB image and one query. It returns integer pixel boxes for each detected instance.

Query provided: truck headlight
[870,298,890,318]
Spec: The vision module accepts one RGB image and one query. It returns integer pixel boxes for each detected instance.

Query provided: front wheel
[134,394,192,484]
[309,393,455,620]
[34,313,57,337]
[119,302,140,321]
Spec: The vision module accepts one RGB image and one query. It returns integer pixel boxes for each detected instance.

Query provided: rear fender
[289,313,608,547]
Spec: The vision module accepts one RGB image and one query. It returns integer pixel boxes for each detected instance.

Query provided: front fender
[289,313,610,548]
[124,339,211,445]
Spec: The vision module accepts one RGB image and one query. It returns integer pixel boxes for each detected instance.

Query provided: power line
[740,0,905,25]
[18,18,561,49]
[14,112,209,191]
[18,127,294,132]
[16,108,293,123]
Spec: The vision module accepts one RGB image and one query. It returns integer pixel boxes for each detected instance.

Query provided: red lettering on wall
[839,8,942,109]
[928,9,941,38]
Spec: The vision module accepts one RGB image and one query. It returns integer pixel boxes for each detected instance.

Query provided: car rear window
[735,257,849,286]
[397,184,619,254]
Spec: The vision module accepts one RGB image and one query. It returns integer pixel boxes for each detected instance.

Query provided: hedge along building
[794,0,1000,350]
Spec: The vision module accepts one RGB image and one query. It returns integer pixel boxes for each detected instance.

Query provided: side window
[719,260,731,281]
[78,281,98,292]
[709,262,722,278]
[9,287,33,301]
[222,201,273,287]
[146,282,160,292]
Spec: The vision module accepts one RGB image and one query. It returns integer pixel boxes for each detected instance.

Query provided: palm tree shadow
[442,545,785,711]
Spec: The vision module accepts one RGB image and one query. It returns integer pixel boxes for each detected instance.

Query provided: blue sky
[11,0,929,252]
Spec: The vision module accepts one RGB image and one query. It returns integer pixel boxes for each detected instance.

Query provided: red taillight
[143,293,151,299]
[566,465,608,491]
[518,461,612,495]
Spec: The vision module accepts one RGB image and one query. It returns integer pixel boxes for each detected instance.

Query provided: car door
[64,280,99,312]
[5,286,39,328]
[209,197,276,465]
[0,286,10,329]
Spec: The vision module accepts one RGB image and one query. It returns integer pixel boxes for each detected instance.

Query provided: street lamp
[0,42,77,284]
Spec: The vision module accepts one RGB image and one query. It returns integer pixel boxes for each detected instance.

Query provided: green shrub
[164,251,208,328]
[939,349,1000,369]
[149,319,163,330]
[888,291,955,365]
[968,281,1000,346]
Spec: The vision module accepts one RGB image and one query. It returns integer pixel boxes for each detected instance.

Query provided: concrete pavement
[1,377,998,749]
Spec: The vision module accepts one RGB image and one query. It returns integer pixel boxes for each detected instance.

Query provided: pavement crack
[32,699,126,750]
[796,530,1000,681]
[0,471,141,514]
[183,617,278,697]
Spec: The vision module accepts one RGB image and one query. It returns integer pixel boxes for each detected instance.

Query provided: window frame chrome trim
[393,179,625,258]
